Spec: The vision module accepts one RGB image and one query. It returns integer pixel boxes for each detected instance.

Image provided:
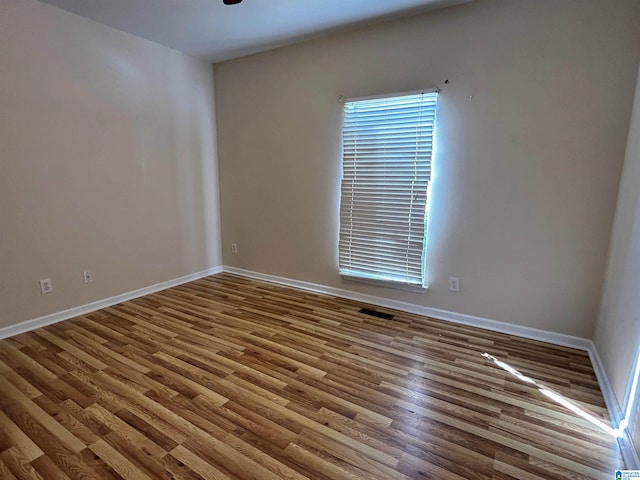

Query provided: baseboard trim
[621,433,640,470]
[0,266,223,340]
[589,342,640,469]
[222,266,591,351]
[588,342,624,428]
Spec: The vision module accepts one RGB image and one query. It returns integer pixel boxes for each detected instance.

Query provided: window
[338,91,438,288]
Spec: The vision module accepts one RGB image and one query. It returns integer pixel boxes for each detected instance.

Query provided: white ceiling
[38,0,469,63]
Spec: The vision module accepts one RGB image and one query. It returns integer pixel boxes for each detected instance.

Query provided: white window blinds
[338,91,437,287]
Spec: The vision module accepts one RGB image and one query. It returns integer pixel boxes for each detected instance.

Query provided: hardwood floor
[0,273,623,479]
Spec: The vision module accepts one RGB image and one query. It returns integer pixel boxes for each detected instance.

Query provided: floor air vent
[359,308,394,320]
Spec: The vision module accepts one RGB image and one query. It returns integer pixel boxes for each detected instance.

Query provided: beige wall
[0,0,221,328]
[215,0,640,338]
[595,64,640,452]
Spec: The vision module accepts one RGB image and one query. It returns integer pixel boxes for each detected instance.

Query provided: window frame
[338,89,438,291]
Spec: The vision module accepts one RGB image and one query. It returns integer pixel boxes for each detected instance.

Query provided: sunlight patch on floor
[482,352,622,438]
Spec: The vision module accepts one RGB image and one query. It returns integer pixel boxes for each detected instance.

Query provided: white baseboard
[587,342,636,468]
[621,433,640,470]
[589,343,624,428]
[0,266,223,340]
[222,266,592,351]
[590,343,640,469]
[617,424,640,469]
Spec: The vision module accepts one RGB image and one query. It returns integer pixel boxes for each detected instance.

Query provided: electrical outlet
[83,270,93,283]
[40,278,53,294]
[231,243,238,254]
[449,277,460,292]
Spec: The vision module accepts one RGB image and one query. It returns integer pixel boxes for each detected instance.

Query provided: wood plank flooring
[0,273,624,479]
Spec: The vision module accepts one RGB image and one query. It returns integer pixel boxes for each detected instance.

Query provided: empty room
[1,0,640,478]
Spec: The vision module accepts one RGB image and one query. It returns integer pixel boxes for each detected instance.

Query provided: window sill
[341,275,429,293]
